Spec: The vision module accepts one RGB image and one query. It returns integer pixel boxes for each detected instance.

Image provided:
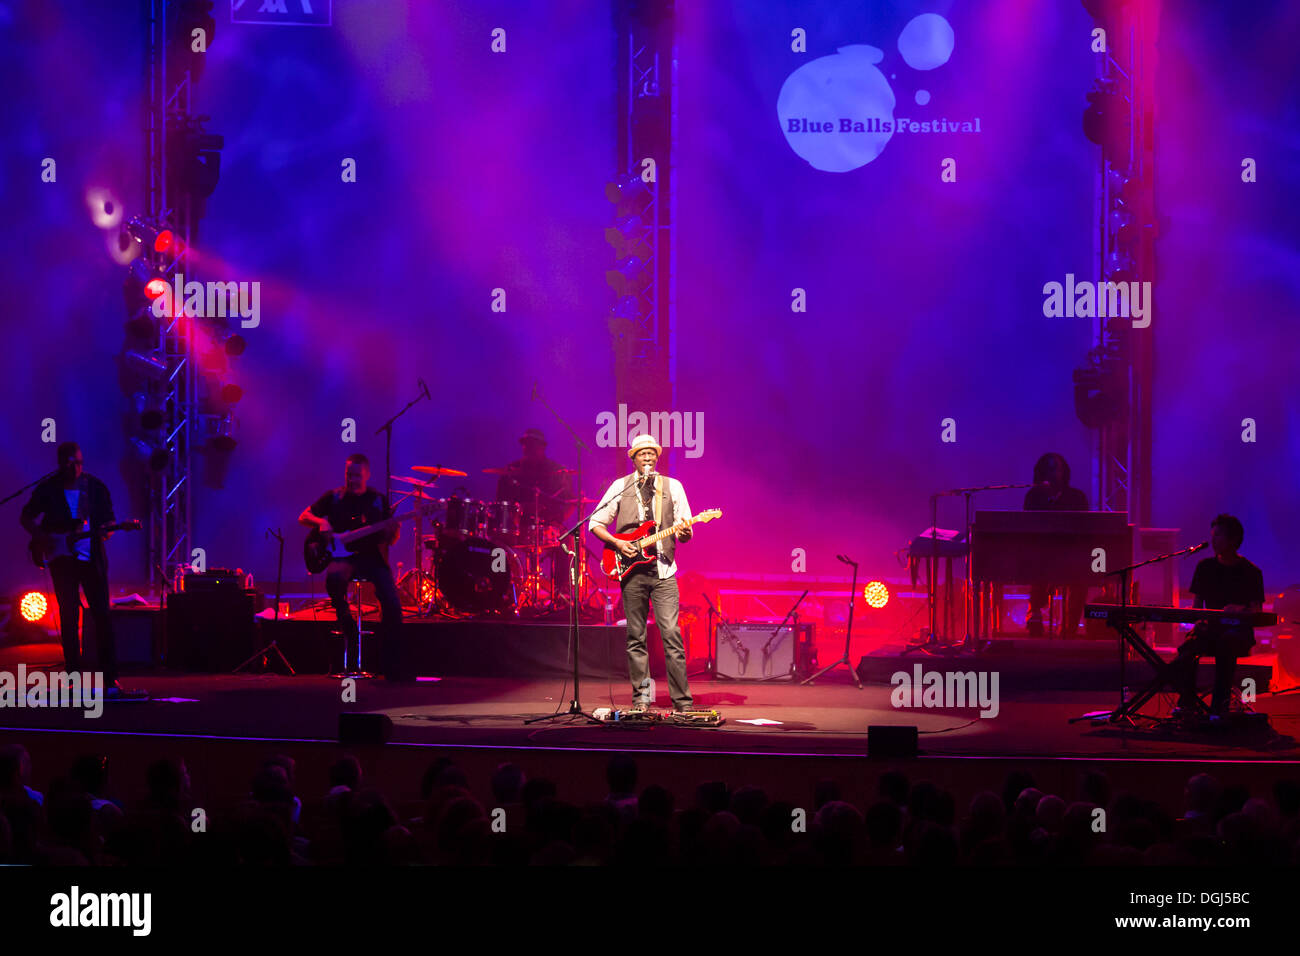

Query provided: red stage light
[144,278,169,299]
[863,580,890,609]
[19,591,48,622]
[154,230,174,253]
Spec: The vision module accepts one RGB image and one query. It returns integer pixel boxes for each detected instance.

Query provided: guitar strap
[654,474,665,530]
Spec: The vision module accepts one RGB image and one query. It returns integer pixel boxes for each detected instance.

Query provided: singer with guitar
[20,442,143,698]
[590,434,698,713]
[298,453,406,680]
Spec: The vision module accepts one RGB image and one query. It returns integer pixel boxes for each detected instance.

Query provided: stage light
[144,278,169,300]
[223,333,246,357]
[19,591,48,623]
[1108,208,1136,247]
[127,438,170,472]
[604,174,650,207]
[1105,250,1136,282]
[167,123,224,200]
[126,217,181,256]
[219,383,243,404]
[864,581,890,609]
[610,296,642,320]
[605,256,650,297]
[1083,81,1129,153]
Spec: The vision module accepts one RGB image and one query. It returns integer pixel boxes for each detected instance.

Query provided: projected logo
[778,13,973,172]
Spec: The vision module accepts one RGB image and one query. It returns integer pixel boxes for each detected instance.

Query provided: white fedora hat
[626,433,663,459]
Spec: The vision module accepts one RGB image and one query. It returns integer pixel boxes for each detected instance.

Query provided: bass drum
[435,534,519,614]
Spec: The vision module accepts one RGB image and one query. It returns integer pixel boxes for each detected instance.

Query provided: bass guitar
[29,520,142,570]
[303,513,417,574]
[600,509,722,580]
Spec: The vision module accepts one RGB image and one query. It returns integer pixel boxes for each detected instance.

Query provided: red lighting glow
[144,278,169,299]
[863,580,890,609]
[154,230,175,253]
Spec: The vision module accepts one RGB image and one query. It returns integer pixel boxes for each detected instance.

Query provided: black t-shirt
[1023,486,1090,511]
[309,488,392,560]
[1189,556,1265,610]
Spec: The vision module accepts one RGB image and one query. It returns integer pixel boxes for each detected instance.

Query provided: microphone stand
[524,480,632,725]
[702,590,754,681]
[0,469,58,509]
[374,380,430,508]
[1074,540,1207,730]
[234,528,294,674]
[757,589,808,682]
[803,557,863,687]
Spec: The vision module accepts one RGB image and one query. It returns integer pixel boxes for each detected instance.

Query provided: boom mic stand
[702,590,754,679]
[755,589,808,682]
[803,556,863,687]
[375,378,431,508]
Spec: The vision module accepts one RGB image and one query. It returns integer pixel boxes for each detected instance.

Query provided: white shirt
[590,474,692,579]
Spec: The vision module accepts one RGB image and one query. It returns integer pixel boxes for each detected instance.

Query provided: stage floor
[3,663,1298,762]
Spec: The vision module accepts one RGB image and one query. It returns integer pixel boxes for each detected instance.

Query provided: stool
[329,579,375,679]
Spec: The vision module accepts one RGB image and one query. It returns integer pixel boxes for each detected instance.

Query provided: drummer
[496,428,571,528]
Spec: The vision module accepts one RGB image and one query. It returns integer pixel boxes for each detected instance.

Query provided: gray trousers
[621,569,692,710]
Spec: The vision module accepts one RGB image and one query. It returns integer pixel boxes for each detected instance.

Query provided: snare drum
[485,500,523,541]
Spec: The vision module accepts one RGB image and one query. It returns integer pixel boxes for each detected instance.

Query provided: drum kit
[389,464,604,618]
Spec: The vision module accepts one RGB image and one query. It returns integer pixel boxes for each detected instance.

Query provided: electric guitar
[303,513,417,574]
[600,509,722,580]
[29,520,143,570]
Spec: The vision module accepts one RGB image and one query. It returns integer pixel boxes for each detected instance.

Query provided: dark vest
[613,474,676,566]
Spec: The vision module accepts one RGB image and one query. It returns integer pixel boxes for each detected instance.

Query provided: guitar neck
[640,517,690,546]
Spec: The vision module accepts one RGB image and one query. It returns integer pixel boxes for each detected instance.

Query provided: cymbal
[412,465,468,477]
[391,475,439,489]
[483,465,576,475]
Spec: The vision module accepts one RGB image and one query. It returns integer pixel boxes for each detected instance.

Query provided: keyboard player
[1168,514,1265,719]
[1024,453,1090,636]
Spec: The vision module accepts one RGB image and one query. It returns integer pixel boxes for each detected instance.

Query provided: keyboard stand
[1070,611,1210,725]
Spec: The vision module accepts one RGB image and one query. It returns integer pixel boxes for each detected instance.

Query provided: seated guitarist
[1169,513,1265,720]
[19,442,140,698]
[589,434,694,713]
[298,453,405,680]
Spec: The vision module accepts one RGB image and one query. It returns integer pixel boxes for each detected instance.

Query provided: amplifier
[165,589,265,672]
[183,569,248,593]
[715,621,805,682]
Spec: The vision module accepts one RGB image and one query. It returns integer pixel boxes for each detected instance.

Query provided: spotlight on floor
[864,580,891,609]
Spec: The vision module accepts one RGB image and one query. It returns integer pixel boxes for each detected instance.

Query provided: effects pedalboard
[591,707,725,727]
